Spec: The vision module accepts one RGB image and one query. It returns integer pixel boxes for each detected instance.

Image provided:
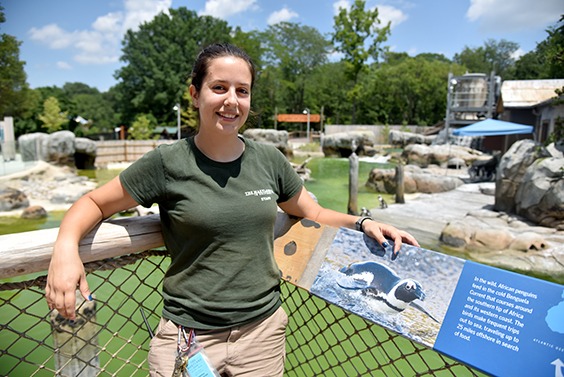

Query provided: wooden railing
[0,215,163,279]
[0,212,298,279]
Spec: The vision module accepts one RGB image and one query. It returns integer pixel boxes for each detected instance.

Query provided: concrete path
[369,182,495,249]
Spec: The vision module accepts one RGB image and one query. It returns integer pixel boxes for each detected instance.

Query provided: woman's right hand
[45,242,92,320]
[44,176,139,319]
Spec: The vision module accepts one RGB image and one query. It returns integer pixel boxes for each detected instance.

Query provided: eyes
[210,83,250,97]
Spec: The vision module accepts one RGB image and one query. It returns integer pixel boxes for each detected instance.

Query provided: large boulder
[18,133,49,162]
[74,137,97,169]
[515,157,564,229]
[388,130,434,147]
[243,129,292,157]
[46,131,76,165]
[402,144,483,168]
[494,139,550,214]
[366,165,464,194]
[321,131,375,157]
[439,209,564,282]
[21,205,48,219]
[0,187,29,211]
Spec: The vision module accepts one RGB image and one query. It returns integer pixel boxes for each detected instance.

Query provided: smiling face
[190,56,252,137]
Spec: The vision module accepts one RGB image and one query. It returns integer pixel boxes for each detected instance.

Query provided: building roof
[500,79,564,108]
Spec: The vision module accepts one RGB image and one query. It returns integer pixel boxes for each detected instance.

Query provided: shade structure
[452,119,533,136]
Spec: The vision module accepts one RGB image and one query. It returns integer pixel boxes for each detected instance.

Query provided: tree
[453,39,519,78]
[128,114,157,140]
[0,6,32,118]
[38,97,68,133]
[114,7,232,127]
[513,16,564,79]
[180,87,198,134]
[260,22,331,115]
[304,62,350,125]
[63,83,116,135]
[332,0,390,123]
[359,56,466,126]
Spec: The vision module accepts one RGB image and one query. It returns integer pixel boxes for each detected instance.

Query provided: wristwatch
[355,216,373,233]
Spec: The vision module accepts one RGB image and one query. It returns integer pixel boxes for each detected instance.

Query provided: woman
[45,43,419,377]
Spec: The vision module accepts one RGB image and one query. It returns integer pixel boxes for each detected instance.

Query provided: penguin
[336,261,439,322]
[378,195,388,209]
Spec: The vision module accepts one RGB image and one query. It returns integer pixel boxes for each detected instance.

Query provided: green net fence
[0,250,484,376]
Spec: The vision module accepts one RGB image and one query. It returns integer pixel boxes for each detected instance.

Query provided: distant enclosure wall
[95,140,175,166]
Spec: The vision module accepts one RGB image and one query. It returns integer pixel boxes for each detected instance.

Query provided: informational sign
[305,227,563,377]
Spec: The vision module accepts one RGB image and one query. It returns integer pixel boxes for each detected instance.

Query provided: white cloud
[27,0,172,65]
[376,5,408,29]
[331,1,407,29]
[467,0,562,33]
[123,0,171,32]
[199,0,257,20]
[29,24,73,49]
[56,61,72,70]
[511,48,526,60]
[267,7,299,25]
[333,0,350,15]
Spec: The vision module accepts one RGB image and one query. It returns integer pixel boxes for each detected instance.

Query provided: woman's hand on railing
[45,243,92,320]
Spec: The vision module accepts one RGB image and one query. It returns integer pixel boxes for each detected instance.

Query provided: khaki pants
[148,306,288,377]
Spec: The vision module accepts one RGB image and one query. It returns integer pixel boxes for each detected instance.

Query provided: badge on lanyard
[172,326,220,377]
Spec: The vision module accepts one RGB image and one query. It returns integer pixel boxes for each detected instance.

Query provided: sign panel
[300,227,564,376]
[277,114,321,123]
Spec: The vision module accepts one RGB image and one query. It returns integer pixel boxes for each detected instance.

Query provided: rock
[509,232,548,252]
[321,131,375,157]
[546,142,564,158]
[514,157,564,229]
[402,144,483,168]
[388,130,434,147]
[18,133,49,162]
[0,187,29,211]
[243,129,293,157]
[439,221,473,247]
[411,173,464,193]
[447,157,466,169]
[21,205,48,219]
[494,139,550,214]
[74,138,97,169]
[46,131,76,166]
[366,165,464,194]
[472,228,514,250]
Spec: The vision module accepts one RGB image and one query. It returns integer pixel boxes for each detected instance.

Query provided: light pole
[173,104,181,140]
[302,108,310,142]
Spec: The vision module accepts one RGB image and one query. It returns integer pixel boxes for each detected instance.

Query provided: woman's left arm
[278,187,420,254]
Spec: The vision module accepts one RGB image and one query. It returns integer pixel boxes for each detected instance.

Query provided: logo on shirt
[245,188,274,201]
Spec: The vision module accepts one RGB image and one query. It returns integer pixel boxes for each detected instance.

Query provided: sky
[2,0,563,92]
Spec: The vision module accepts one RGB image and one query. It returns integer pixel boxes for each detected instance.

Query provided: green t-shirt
[119,136,303,329]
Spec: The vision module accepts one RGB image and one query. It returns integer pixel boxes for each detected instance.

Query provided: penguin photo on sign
[336,261,439,323]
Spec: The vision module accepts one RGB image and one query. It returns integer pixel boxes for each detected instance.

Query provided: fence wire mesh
[0,251,484,377]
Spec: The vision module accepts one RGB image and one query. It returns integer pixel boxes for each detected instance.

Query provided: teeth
[220,113,237,119]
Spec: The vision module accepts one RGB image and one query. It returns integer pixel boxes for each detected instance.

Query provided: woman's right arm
[45,176,139,320]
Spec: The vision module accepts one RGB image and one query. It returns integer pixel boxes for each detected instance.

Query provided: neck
[194,132,244,162]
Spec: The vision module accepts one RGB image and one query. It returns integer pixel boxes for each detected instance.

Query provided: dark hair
[190,43,256,92]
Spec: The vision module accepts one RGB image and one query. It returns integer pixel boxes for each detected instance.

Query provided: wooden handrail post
[348,141,359,215]
[50,293,99,376]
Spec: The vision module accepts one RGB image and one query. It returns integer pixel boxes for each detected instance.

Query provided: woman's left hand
[362,220,420,259]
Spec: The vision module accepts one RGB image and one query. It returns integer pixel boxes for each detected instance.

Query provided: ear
[189,85,199,108]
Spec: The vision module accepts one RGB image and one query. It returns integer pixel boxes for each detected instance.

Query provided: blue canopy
[452,119,533,136]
